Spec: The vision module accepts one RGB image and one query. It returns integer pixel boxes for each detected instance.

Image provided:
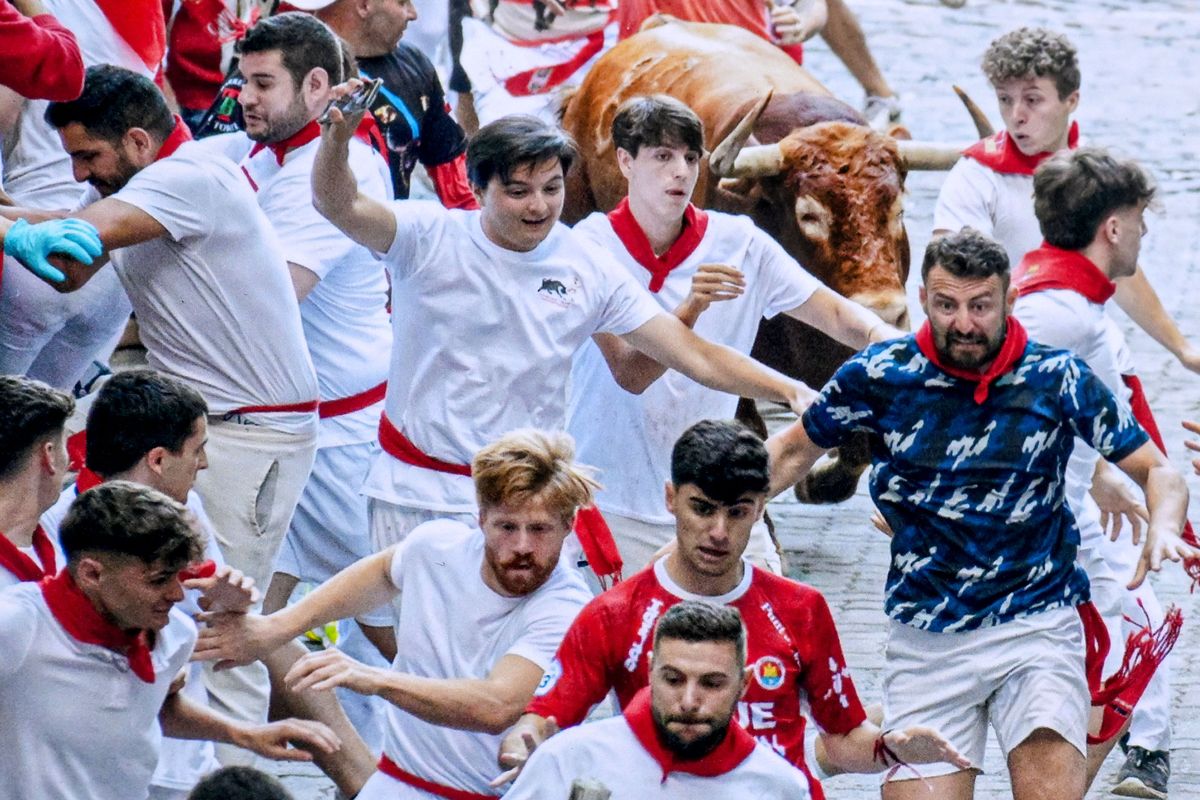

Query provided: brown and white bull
[559,17,978,503]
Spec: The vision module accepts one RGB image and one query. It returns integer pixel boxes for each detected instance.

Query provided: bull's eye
[838,164,850,175]
[799,212,821,224]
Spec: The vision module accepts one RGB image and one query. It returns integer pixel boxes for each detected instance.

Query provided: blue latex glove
[3,217,103,283]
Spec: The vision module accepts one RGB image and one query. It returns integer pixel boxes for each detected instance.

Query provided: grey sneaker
[1113,746,1169,799]
[862,94,902,132]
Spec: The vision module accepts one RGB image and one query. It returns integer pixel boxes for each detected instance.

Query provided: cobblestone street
[273,1,1200,797]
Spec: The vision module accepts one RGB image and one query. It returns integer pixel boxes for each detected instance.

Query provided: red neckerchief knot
[914,316,1029,405]
[154,115,194,162]
[249,116,386,167]
[1013,243,1116,304]
[963,121,1080,176]
[40,569,156,683]
[623,687,756,782]
[607,197,710,292]
[0,525,57,582]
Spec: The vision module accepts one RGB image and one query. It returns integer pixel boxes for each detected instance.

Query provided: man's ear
[73,557,105,591]
[616,147,635,180]
[39,439,61,477]
[144,446,168,477]
[1004,282,1019,314]
[1063,89,1081,116]
[664,481,676,514]
[305,67,331,101]
[125,127,156,162]
[740,664,753,699]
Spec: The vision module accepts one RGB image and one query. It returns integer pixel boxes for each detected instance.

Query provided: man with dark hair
[767,228,1195,800]
[312,95,817,576]
[194,429,597,799]
[501,420,965,799]
[1013,147,1172,798]
[9,62,321,753]
[37,369,376,800]
[0,481,339,800]
[567,94,900,574]
[506,601,813,798]
[0,375,73,587]
[187,766,294,800]
[193,13,396,668]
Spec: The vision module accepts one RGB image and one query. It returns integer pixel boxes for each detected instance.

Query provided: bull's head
[709,94,973,329]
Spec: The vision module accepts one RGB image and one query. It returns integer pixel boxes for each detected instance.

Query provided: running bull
[559,17,983,503]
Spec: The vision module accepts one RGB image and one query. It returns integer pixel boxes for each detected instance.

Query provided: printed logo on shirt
[533,658,561,697]
[625,598,665,672]
[537,277,580,309]
[752,655,787,691]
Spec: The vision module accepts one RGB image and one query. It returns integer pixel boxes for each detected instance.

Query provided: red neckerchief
[248,117,386,167]
[963,121,1080,176]
[91,0,166,72]
[154,115,194,162]
[607,197,710,293]
[623,687,756,782]
[914,316,1029,405]
[1014,243,1116,304]
[0,525,57,582]
[40,569,156,683]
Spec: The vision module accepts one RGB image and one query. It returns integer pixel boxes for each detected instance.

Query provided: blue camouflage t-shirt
[802,336,1148,633]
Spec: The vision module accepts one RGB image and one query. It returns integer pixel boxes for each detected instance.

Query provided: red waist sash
[377,755,497,800]
[319,380,387,419]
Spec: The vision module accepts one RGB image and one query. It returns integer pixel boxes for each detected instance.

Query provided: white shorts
[881,605,1089,781]
[275,441,374,585]
[603,510,783,577]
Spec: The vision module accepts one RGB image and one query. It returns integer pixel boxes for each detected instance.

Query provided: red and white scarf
[40,569,156,683]
[607,197,710,293]
[914,316,1029,405]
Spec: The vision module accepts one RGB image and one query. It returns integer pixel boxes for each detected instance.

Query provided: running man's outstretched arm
[312,80,398,255]
[1111,441,1195,588]
[765,416,829,497]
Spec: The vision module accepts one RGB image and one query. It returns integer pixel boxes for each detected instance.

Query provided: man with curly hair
[934,28,1184,798]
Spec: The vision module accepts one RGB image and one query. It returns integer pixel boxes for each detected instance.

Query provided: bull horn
[709,90,784,178]
[953,85,995,138]
[896,140,969,171]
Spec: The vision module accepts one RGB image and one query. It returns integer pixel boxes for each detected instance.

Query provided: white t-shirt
[40,486,225,790]
[1014,289,1133,545]
[196,132,394,448]
[0,582,197,800]
[0,530,65,589]
[363,203,662,512]
[933,157,1042,270]
[504,712,812,799]
[2,0,151,209]
[568,210,819,523]
[380,519,589,794]
[82,143,319,435]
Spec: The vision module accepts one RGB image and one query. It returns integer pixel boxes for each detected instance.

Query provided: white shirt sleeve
[749,224,822,319]
[112,156,217,243]
[260,166,363,280]
[591,251,667,337]
[504,582,588,672]
[0,591,35,679]
[933,158,999,237]
[381,200,449,279]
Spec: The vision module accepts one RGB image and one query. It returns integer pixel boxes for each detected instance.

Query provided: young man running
[500,420,966,800]
[567,95,899,574]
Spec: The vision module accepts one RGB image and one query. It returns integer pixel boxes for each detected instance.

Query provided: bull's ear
[714,177,763,212]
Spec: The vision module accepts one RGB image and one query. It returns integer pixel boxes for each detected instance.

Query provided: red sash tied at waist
[222,399,320,419]
[377,755,497,800]
[377,414,624,586]
[319,380,387,419]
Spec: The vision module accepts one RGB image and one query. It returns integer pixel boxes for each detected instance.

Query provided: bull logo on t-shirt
[537,277,580,309]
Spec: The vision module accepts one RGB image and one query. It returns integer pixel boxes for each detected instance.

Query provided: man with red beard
[193,429,596,800]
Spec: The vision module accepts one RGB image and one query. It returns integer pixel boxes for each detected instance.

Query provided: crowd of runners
[1,1,1198,799]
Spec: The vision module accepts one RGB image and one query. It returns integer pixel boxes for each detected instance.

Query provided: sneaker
[1113,746,1170,799]
[862,94,902,132]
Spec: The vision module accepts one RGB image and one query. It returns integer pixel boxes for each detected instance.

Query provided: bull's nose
[848,292,911,331]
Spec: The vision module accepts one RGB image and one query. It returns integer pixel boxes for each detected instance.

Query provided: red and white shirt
[507,687,811,799]
[568,205,819,524]
[363,203,662,512]
[527,558,867,800]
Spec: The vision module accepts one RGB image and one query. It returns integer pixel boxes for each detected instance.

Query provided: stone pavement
[270,1,1200,797]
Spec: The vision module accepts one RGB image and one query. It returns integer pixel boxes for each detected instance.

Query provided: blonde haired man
[194,429,595,799]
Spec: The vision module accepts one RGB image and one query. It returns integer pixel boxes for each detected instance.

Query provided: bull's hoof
[794,462,862,504]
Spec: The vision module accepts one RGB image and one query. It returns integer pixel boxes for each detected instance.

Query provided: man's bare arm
[620,313,813,414]
[1112,440,1195,588]
[311,87,398,254]
[784,287,903,350]
[286,650,546,735]
[765,416,829,498]
[1114,269,1200,374]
